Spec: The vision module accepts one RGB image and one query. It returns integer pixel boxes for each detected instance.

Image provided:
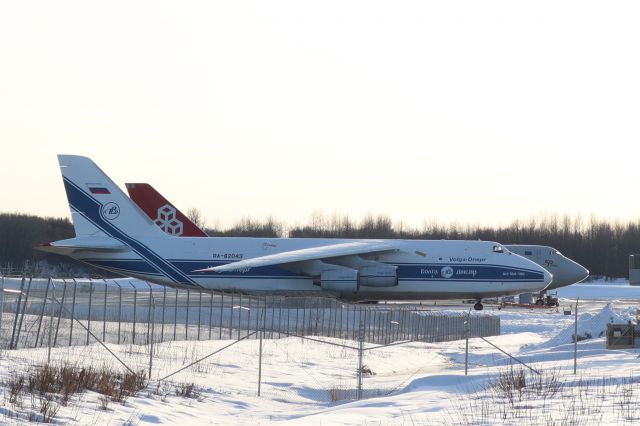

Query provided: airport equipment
[629,254,640,286]
[606,323,635,349]
[519,293,533,304]
[535,291,559,307]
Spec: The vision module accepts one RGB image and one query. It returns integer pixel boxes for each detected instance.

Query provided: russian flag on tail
[87,184,110,194]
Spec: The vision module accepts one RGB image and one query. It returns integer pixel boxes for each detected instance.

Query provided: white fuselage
[48,154,552,302]
[70,237,551,301]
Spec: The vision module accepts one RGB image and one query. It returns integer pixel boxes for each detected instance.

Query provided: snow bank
[539,303,636,348]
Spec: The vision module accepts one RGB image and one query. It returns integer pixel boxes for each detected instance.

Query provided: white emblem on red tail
[154,204,184,236]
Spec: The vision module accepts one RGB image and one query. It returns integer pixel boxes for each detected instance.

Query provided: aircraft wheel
[474,302,483,311]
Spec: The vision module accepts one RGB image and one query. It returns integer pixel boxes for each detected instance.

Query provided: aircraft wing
[193,240,398,273]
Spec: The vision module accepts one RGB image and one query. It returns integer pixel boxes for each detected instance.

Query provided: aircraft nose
[574,263,589,283]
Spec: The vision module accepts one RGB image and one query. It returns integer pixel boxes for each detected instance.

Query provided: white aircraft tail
[58,155,166,239]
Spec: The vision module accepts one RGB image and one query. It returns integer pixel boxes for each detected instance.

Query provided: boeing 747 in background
[38,155,552,310]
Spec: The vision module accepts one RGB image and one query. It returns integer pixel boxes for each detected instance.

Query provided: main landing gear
[474,301,484,311]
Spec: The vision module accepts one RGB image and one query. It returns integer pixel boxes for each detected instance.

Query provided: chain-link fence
[0,275,501,403]
[0,276,500,351]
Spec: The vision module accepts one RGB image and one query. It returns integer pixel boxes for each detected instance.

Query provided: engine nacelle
[320,268,359,294]
[358,264,398,287]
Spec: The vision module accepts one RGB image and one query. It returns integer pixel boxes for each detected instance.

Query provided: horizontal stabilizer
[35,236,130,255]
[193,241,397,273]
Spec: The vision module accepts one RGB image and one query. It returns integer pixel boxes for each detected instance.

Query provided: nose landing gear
[474,301,484,311]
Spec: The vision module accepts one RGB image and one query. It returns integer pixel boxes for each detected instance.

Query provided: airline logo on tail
[126,183,208,237]
[102,203,121,220]
[154,205,184,236]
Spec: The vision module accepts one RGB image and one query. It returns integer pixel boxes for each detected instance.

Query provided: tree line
[1,212,638,278]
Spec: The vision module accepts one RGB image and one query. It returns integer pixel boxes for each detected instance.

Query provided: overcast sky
[1,1,639,229]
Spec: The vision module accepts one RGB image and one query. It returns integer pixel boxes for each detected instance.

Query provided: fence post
[357,320,364,400]
[198,290,203,341]
[0,276,4,340]
[270,297,276,339]
[229,292,234,340]
[294,298,299,337]
[116,282,122,345]
[86,279,94,346]
[246,296,252,338]
[13,276,32,350]
[35,278,51,347]
[185,288,191,340]
[237,293,242,341]
[47,281,57,364]
[258,306,265,397]
[54,279,67,347]
[312,298,320,336]
[219,292,224,339]
[173,288,178,341]
[146,282,153,345]
[278,297,283,338]
[103,280,108,342]
[286,298,290,338]
[132,282,137,345]
[208,290,213,340]
[149,298,155,380]
[574,298,579,374]
[162,286,167,343]
[69,278,77,346]
[465,311,470,376]
[347,304,358,340]
[301,298,306,336]
[338,302,343,340]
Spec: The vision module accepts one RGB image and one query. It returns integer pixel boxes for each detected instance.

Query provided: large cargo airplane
[127,182,589,298]
[37,155,552,310]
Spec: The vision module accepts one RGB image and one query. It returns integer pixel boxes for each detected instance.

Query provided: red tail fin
[125,183,208,237]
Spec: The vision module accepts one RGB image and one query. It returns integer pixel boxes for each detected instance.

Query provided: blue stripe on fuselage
[81,258,544,282]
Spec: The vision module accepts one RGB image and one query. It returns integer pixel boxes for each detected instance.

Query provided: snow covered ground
[2,279,640,425]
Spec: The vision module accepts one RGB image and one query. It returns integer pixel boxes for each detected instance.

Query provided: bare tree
[187,208,206,229]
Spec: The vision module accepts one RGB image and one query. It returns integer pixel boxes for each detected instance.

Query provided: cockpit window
[492,245,504,253]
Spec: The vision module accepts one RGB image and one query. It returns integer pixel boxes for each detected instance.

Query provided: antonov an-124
[125,181,589,300]
[38,155,552,310]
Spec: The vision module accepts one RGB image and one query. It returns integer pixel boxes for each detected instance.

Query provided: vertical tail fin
[58,155,166,238]
[126,183,208,237]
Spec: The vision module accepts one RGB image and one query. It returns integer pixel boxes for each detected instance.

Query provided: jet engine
[358,264,398,287]
[320,268,359,294]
